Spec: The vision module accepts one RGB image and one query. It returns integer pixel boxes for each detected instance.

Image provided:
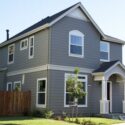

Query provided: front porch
[93,60,125,114]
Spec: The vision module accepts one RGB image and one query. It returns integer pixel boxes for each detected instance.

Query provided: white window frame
[64,73,88,107]
[8,44,15,64]
[20,38,28,50]
[7,82,12,91]
[36,78,47,108]
[100,41,110,62]
[29,36,34,59]
[13,81,21,91]
[69,30,84,58]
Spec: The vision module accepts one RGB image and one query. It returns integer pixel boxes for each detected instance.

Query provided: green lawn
[74,117,124,125]
[0,116,124,125]
[0,116,77,125]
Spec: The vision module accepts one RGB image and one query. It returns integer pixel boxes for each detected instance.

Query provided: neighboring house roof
[0,2,125,47]
[93,60,119,73]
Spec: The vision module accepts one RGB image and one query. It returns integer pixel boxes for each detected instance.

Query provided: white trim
[29,36,34,59]
[13,81,21,91]
[6,82,12,91]
[22,74,25,84]
[20,38,28,50]
[7,64,48,76]
[36,78,47,108]
[64,73,88,107]
[109,82,112,113]
[0,24,49,48]
[100,41,110,62]
[8,44,15,64]
[7,64,93,76]
[69,30,84,58]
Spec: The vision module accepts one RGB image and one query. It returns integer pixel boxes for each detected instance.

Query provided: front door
[107,82,112,113]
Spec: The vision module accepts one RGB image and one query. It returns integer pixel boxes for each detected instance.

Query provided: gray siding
[48,70,101,114]
[7,70,48,110]
[50,16,122,69]
[0,29,49,72]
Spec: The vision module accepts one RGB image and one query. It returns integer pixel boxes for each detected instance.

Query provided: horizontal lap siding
[0,29,49,72]
[7,71,48,111]
[48,70,101,114]
[50,16,100,69]
[50,16,122,69]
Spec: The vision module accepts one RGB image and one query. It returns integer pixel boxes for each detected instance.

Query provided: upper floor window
[29,36,34,59]
[100,41,110,61]
[8,44,15,64]
[20,38,28,50]
[69,30,84,58]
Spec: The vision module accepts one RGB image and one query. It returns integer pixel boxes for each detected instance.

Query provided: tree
[66,68,86,118]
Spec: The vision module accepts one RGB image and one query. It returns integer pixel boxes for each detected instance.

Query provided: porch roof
[93,60,119,73]
[92,60,125,81]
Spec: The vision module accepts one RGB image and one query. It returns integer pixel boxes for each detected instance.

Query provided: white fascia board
[0,24,49,48]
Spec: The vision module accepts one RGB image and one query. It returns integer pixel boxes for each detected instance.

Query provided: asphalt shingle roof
[93,60,119,73]
[8,3,78,41]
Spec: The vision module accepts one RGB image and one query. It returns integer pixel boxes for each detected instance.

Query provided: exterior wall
[50,16,123,69]
[7,70,48,110]
[47,69,101,114]
[0,29,49,72]
[0,71,7,90]
[109,75,124,113]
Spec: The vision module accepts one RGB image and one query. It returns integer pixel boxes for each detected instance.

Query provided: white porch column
[100,77,109,114]
[123,82,125,113]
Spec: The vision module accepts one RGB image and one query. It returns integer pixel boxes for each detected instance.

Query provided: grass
[0,116,124,125]
[72,117,124,125]
[0,116,77,125]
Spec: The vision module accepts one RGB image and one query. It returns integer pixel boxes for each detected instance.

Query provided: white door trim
[110,82,112,113]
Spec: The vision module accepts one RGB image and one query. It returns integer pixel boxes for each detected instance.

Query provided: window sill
[69,54,84,58]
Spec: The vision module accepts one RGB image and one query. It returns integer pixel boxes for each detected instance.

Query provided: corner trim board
[7,64,94,76]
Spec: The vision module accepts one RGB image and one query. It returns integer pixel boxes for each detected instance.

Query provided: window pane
[78,96,85,105]
[38,93,45,104]
[8,84,12,91]
[30,47,33,56]
[100,42,108,52]
[71,35,82,45]
[70,45,82,55]
[66,93,74,105]
[30,38,34,46]
[9,54,13,62]
[14,83,21,90]
[9,46,14,54]
[38,80,46,92]
[100,52,108,60]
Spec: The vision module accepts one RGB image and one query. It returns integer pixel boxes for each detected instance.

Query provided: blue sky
[0,0,125,63]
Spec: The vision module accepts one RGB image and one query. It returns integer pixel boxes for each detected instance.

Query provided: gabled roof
[93,60,119,73]
[1,2,125,47]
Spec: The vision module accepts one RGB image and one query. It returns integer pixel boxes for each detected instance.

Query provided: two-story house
[0,2,125,115]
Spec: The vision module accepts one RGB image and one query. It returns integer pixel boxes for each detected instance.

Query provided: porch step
[96,114,125,120]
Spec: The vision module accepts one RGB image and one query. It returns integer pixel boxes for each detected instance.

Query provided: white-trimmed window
[8,44,15,64]
[7,82,12,91]
[64,73,87,107]
[69,30,84,58]
[36,78,47,108]
[100,41,110,61]
[20,38,28,50]
[14,81,21,91]
[29,36,34,59]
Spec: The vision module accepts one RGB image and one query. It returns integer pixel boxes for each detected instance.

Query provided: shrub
[32,109,54,118]
[75,118,80,124]
[42,109,54,119]
[81,119,96,125]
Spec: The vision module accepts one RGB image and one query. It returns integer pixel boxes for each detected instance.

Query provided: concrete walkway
[113,123,125,125]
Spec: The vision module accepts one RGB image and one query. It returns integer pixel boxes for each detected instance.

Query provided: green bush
[32,109,54,118]
[42,109,54,119]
